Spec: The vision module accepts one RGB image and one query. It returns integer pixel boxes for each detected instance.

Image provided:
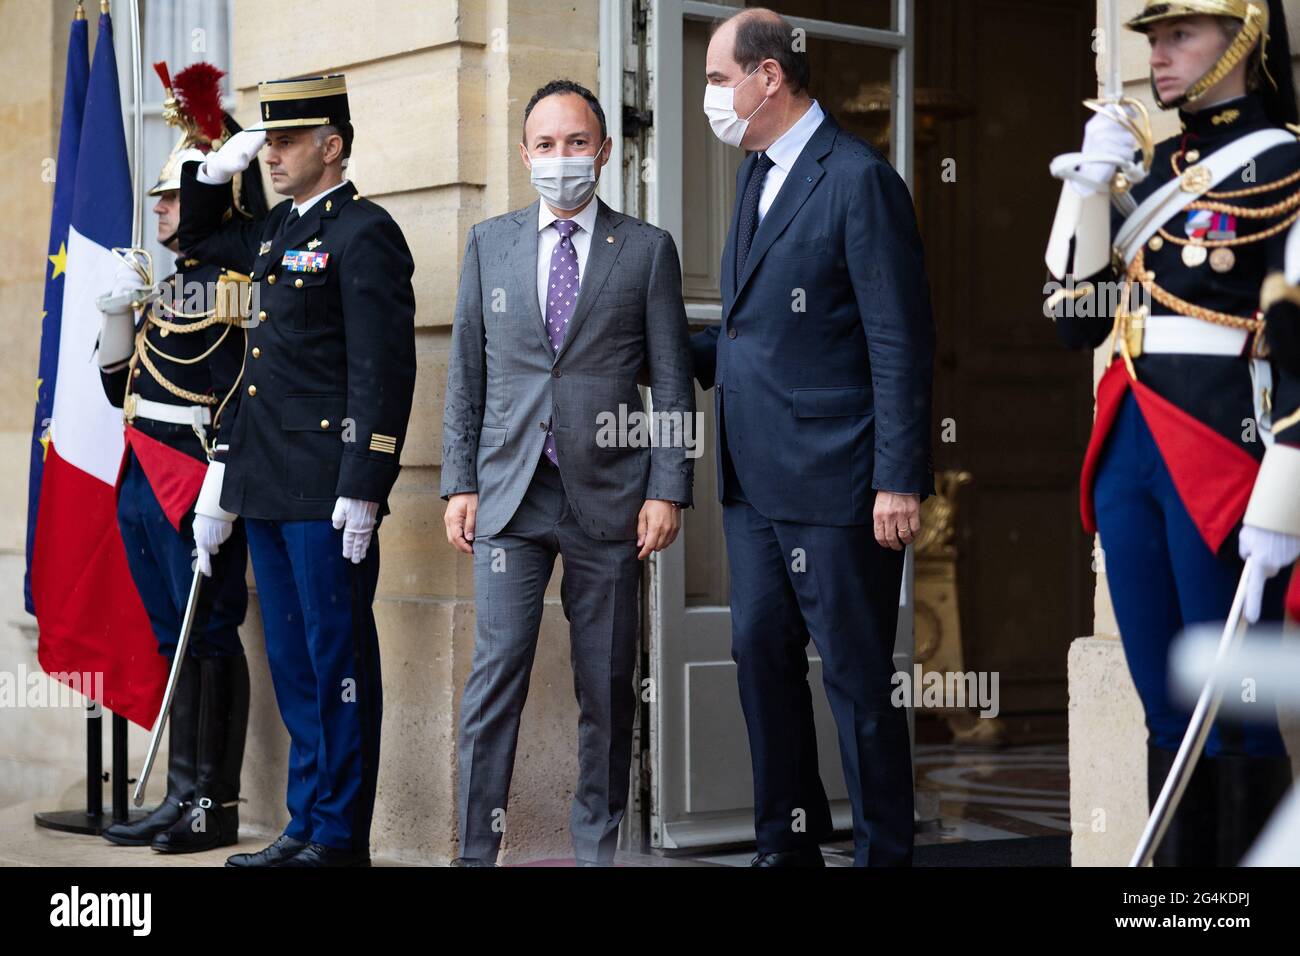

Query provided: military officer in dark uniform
[1045,0,1298,865]
[96,62,267,854]
[178,74,417,867]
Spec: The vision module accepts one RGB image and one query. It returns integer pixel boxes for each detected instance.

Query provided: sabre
[1103,0,1123,100]
[1084,0,1155,214]
[1129,558,1256,867]
[133,565,204,805]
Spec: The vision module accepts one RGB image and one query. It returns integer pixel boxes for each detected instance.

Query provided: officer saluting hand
[179,74,417,868]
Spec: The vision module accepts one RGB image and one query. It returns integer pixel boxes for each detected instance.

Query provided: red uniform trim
[1080,361,1259,554]
[121,424,208,532]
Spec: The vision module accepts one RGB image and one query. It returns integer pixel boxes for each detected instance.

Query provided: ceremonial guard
[1046,0,1299,865]
[96,63,265,854]
[178,75,417,867]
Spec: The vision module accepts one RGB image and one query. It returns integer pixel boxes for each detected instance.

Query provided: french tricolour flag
[29,8,165,728]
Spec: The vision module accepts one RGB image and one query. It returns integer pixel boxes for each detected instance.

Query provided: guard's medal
[1182,208,1212,267]
[1206,211,1237,273]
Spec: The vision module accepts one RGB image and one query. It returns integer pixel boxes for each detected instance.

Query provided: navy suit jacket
[691,112,936,526]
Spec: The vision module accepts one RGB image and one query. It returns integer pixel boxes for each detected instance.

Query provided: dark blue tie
[736,152,774,277]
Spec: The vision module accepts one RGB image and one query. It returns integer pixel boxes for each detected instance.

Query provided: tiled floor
[684,742,1070,867]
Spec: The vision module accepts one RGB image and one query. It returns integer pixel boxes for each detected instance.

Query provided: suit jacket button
[251,347,261,358]
[552,369,562,378]
[247,385,257,396]
[539,422,548,431]
[258,310,268,322]
[267,274,276,285]
[320,419,330,429]
[727,327,737,339]
[295,278,304,288]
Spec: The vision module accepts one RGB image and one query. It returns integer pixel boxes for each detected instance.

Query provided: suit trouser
[244,517,383,851]
[1094,390,1289,756]
[116,450,246,659]
[722,448,913,866]
[458,459,642,863]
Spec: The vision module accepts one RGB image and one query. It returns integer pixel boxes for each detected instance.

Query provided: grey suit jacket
[441,198,695,541]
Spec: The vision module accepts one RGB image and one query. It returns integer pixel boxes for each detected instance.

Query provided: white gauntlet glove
[1239,525,1300,624]
[1069,110,1139,197]
[96,258,152,369]
[332,497,379,564]
[193,462,237,577]
[197,129,266,185]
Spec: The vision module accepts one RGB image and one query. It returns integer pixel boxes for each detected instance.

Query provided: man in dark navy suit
[693,7,935,867]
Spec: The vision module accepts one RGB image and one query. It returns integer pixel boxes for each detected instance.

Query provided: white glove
[193,514,233,578]
[97,259,149,369]
[332,497,379,564]
[193,462,237,578]
[1238,524,1300,623]
[197,129,266,185]
[1071,109,1139,197]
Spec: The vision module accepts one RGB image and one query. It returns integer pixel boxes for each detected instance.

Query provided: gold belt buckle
[123,392,138,422]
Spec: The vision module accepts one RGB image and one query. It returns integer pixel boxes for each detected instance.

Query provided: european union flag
[24,10,89,614]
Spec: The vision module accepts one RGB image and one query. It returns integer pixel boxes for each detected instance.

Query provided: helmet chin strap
[1150,6,1267,111]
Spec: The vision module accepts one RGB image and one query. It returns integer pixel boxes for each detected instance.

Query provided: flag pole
[125,0,144,247]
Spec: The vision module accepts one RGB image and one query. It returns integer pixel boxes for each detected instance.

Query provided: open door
[632,0,920,850]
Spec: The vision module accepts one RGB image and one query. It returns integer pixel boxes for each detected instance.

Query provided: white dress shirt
[758,99,825,220]
[292,178,352,217]
[537,198,598,316]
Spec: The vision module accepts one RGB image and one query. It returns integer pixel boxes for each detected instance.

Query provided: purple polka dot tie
[543,218,580,465]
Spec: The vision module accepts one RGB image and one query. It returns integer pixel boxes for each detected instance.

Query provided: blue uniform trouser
[116,450,246,659]
[244,517,382,852]
[1094,391,1289,757]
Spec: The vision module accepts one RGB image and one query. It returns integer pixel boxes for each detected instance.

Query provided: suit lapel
[554,199,625,365]
[253,202,292,277]
[733,115,838,301]
[509,200,553,357]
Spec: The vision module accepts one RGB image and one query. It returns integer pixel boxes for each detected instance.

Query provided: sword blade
[1103,0,1124,100]
[132,565,204,806]
[1128,558,1255,867]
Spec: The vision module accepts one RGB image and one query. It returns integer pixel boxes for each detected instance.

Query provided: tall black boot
[103,655,200,846]
[1147,743,1218,866]
[1214,754,1294,866]
[152,654,250,853]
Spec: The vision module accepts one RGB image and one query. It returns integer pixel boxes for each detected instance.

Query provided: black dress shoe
[275,842,371,868]
[450,857,496,867]
[225,834,306,867]
[750,848,826,867]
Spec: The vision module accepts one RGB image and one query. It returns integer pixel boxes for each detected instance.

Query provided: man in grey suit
[440,80,695,866]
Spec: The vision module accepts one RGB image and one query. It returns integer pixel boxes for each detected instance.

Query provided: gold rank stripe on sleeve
[369,434,398,454]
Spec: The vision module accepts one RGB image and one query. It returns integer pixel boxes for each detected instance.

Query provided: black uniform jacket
[179,164,417,520]
[1052,92,1300,455]
[100,257,244,463]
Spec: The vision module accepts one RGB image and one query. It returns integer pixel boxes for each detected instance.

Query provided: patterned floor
[688,742,1070,867]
